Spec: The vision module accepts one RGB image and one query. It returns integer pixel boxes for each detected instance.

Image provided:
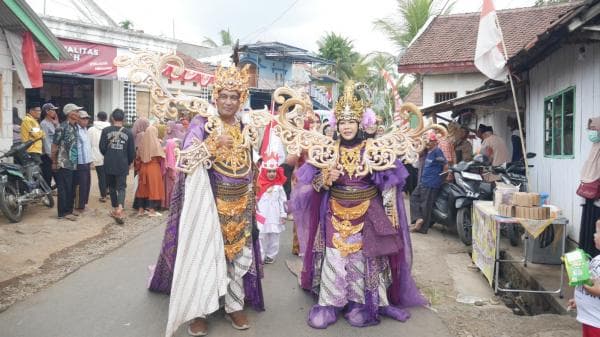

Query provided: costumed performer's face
[266,169,277,180]
[216,89,241,120]
[338,120,359,141]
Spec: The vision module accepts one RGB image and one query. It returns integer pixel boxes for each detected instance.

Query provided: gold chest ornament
[205,120,251,178]
[338,143,365,178]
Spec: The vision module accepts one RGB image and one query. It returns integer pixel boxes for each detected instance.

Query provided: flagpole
[495,15,531,192]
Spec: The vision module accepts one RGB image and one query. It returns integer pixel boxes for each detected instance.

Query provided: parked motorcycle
[431,156,494,246]
[0,139,54,222]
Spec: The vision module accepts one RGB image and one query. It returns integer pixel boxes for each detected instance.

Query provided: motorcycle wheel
[0,182,23,223]
[456,207,473,246]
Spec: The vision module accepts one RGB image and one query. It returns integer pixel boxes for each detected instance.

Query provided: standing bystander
[409,132,447,234]
[20,103,45,165]
[40,103,59,188]
[88,111,110,202]
[73,111,93,212]
[99,109,135,224]
[51,103,81,221]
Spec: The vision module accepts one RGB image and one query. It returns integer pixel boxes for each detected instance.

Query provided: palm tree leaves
[316,32,360,82]
[203,29,234,47]
[373,0,452,52]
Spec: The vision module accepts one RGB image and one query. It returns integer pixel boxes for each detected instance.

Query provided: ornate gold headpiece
[212,64,250,105]
[334,81,365,123]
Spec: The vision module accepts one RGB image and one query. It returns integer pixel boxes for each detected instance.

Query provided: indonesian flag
[5,31,43,88]
[259,100,285,164]
[474,0,508,81]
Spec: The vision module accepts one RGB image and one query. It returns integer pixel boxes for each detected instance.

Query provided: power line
[240,0,301,43]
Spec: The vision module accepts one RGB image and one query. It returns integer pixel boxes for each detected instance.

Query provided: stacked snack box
[512,192,551,220]
[494,190,551,220]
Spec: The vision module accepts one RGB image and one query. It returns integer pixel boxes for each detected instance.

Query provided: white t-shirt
[256,185,287,234]
[575,255,600,328]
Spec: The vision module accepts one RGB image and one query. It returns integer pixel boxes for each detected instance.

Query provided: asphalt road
[0,223,452,337]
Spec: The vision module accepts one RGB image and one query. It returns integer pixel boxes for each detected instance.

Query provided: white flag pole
[494,13,531,192]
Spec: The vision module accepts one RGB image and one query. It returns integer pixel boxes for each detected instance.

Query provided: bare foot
[410,219,424,233]
[188,318,208,336]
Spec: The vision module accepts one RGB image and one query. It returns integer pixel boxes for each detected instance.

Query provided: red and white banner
[42,39,118,78]
[162,64,215,86]
[381,68,403,107]
[5,31,43,88]
[474,0,508,81]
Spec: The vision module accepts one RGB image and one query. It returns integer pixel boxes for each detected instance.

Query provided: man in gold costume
[149,65,264,337]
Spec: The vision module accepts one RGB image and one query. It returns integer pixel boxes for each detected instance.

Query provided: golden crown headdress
[212,64,250,105]
[334,81,369,123]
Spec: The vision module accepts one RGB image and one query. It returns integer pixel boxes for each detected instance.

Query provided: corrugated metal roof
[1,0,69,61]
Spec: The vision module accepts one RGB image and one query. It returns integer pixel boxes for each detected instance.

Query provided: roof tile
[398,3,579,73]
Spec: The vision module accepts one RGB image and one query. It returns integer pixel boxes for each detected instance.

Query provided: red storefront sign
[42,39,117,78]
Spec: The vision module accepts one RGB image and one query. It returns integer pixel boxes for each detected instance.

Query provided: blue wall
[239,52,293,86]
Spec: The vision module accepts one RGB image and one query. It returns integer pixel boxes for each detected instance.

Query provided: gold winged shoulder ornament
[272,83,447,179]
[114,51,273,175]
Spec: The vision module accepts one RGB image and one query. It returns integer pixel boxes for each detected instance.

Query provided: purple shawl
[290,161,427,309]
[148,115,264,311]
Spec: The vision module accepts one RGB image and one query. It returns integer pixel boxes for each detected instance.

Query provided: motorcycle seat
[0,163,21,171]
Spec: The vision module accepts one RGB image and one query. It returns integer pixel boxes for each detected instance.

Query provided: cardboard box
[515,206,528,218]
[498,204,515,217]
[512,192,541,207]
[514,206,550,220]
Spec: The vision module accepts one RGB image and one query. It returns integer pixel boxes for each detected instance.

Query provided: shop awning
[42,38,125,79]
[0,0,69,61]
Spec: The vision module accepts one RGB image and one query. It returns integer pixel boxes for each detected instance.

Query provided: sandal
[110,210,125,225]
[147,212,162,217]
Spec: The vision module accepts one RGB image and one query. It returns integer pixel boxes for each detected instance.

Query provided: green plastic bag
[563,249,593,287]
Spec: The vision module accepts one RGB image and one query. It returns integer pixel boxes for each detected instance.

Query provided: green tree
[119,20,134,30]
[373,0,453,52]
[356,52,406,125]
[203,29,234,47]
[316,32,360,82]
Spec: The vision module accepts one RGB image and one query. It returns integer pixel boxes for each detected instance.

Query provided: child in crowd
[256,152,287,264]
[569,219,600,337]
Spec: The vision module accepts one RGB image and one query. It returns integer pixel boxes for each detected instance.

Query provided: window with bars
[123,81,137,125]
[198,86,212,101]
[543,86,575,158]
[434,91,457,103]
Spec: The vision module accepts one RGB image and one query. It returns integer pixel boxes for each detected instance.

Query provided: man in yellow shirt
[20,103,45,164]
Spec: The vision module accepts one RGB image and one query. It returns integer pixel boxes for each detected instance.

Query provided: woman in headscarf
[134,125,166,217]
[579,117,600,257]
[162,137,179,208]
[290,83,426,328]
[155,123,168,141]
[165,121,186,141]
[132,117,150,149]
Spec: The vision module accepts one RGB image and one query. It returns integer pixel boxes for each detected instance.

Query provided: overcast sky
[29,0,537,55]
